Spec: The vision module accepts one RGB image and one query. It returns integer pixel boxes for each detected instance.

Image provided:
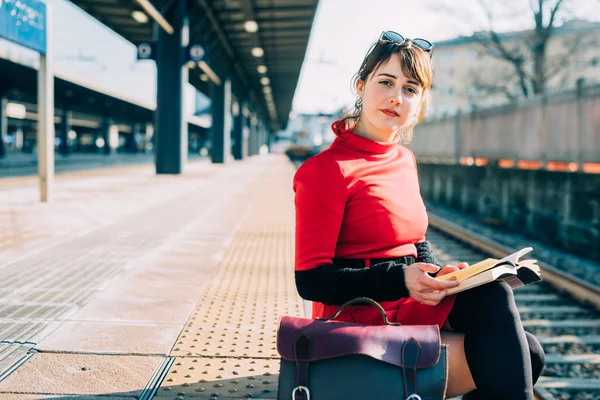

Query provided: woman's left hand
[436,262,469,277]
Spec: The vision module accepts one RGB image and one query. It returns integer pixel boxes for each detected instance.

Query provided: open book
[437,247,542,295]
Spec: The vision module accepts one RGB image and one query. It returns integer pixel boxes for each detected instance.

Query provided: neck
[353,119,398,143]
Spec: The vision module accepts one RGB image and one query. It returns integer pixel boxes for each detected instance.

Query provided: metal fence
[409,83,600,166]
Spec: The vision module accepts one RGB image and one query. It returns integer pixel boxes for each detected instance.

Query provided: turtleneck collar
[331,120,399,155]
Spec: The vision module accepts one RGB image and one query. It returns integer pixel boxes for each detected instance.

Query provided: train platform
[0,153,163,179]
[0,155,302,399]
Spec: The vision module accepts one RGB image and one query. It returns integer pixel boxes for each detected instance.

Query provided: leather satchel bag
[277,297,448,400]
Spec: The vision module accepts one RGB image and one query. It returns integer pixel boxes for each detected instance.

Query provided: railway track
[428,215,600,400]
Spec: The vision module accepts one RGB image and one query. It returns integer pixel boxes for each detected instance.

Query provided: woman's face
[356,53,424,140]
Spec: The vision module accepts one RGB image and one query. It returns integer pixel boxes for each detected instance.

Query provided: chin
[375,121,402,135]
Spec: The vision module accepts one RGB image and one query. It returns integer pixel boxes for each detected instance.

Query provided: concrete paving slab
[123,269,213,288]
[35,321,180,355]
[0,353,162,396]
[68,297,196,325]
[96,278,206,303]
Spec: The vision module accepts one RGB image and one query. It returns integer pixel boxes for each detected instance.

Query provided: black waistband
[332,255,415,269]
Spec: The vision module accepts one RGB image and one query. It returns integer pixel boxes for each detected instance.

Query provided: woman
[293,31,545,399]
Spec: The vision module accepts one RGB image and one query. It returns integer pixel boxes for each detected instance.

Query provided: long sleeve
[295,262,409,304]
[293,155,410,304]
[416,240,443,267]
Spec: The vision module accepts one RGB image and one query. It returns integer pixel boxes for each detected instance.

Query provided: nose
[389,88,403,106]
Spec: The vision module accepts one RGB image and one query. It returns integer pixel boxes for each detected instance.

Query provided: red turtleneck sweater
[293,121,455,326]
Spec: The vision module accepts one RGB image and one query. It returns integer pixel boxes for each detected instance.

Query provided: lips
[380,109,399,117]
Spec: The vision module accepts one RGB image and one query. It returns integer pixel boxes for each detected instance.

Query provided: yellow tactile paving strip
[157,160,303,399]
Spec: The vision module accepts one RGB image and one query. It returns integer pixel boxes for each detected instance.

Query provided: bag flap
[277,316,441,368]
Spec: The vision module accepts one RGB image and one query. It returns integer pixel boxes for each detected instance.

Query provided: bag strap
[293,334,311,400]
[402,338,421,398]
[320,297,397,325]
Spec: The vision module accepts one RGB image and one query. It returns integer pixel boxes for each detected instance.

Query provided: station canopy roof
[69,0,319,131]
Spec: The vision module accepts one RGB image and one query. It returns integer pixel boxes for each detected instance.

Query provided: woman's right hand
[404,263,461,306]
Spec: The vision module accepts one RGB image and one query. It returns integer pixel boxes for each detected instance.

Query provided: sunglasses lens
[413,38,433,51]
[383,31,404,43]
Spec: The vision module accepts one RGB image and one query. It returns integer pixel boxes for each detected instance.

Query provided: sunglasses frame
[379,30,434,58]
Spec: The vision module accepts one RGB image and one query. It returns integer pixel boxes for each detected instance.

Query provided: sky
[1,0,599,117]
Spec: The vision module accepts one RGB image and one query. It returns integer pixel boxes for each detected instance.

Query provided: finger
[421,290,447,304]
[457,262,469,269]
[420,275,460,290]
[416,263,441,274]
[437,266,460,277]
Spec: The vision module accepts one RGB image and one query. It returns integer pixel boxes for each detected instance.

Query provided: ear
[355,78,365,98]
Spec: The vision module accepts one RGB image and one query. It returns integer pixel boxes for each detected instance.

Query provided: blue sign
[187,44,205,62]
[135,41,155,60]
[0,0,47,54]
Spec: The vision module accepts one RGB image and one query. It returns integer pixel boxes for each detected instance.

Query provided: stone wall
[418,163,600,261]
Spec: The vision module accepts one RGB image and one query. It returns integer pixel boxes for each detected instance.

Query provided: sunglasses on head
[379,31,434,58]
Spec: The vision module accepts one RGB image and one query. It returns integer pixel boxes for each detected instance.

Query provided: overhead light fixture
[200,74,209,82]
[134,0,173,34]
[6,102,26,119]
[251,47,264,57]
[198,61,222,85]
[263,86,272,94]
[131,10,149,23]
[260,77,270,85]
[244,21,258,33]
[257,65,267,74]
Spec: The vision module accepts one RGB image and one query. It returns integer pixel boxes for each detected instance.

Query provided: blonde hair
[340,39,433,144]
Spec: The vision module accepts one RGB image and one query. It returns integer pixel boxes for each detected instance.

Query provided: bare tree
[478,0,570,97]
[468,66,519,103]
[429,0,591,99]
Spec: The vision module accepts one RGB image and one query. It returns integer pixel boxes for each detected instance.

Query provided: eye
[380,80,393,86]
[405,86,419,95]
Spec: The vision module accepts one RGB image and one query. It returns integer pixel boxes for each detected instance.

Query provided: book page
[445,266,509,295]
[446,264,541,295]
[500,247,533,264]
[437,258,504,282]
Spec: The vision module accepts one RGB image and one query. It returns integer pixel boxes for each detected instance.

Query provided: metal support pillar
[232,99,246,161]
[126,124,138,153]
[210,76,232,163]
[102,119,112,155]
[0,97,6,158]
[241,106,249,159]
[37,6,54,202]
[248,114,256,156]
[155,0,189,174]
[59,109,71,156]
[257,122,264,155]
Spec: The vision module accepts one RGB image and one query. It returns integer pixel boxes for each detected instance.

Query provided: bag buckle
[292,386,310,400]
[405,395,422,400]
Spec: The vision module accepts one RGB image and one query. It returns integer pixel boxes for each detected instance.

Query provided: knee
[525,331,546,384]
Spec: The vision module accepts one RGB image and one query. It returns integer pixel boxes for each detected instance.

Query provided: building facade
[430,19,600,117]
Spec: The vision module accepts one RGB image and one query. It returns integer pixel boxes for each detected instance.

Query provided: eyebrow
[377,73,420,86]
